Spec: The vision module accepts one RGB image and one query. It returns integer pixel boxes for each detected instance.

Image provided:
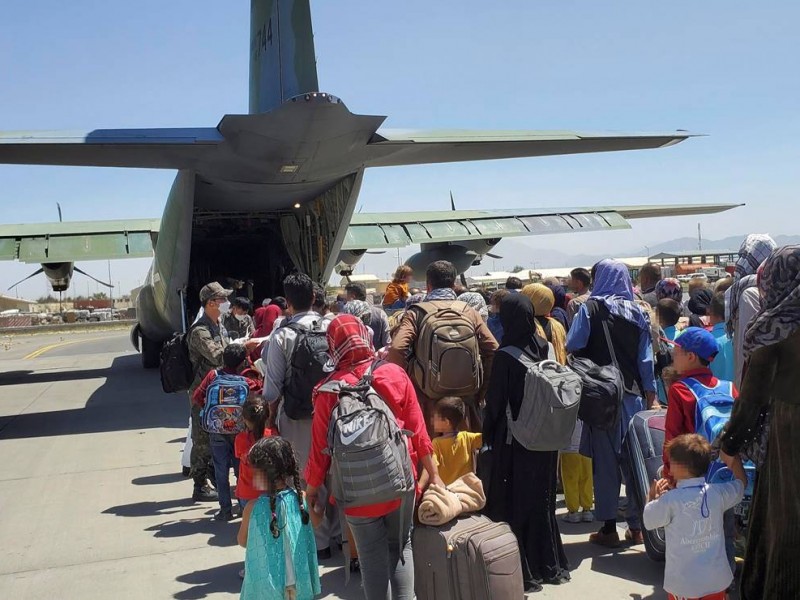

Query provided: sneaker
[317,547,332,561]
[581,510,594,523]
[589,529,621,548]
[562,512,581,524]
[625,528,644,545]
[192,485,218,502]
[213,509,234,522]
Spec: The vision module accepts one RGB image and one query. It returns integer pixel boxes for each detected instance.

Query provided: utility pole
[698,223,702,251]
[108,260,114,309]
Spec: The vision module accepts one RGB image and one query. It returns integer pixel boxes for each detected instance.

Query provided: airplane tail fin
[249,0,319,114]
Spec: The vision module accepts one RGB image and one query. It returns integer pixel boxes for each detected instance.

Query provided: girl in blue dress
[238,436,320,600]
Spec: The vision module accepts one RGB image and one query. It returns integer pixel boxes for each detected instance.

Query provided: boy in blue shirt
[644,434,745,600]
[708,293,734,383]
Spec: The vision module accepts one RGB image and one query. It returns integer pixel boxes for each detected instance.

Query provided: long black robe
[720,330,800,600]
[482,294,570,586]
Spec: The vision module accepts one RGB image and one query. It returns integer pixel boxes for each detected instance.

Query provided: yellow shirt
[432,431,482,486]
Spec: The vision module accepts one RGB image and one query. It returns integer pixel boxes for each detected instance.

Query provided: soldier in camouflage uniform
[222,296,255,340]
[187,281,231,502]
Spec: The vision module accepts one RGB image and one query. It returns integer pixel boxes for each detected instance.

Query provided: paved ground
[0,330,678,599]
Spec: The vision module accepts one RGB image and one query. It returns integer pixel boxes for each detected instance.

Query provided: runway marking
[23,336,107,360]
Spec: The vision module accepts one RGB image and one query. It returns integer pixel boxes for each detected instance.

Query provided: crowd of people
[177,234,799,600]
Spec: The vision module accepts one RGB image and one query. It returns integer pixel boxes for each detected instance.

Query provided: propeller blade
[486,252,503,259]
[460,273,468,288]
[8,267,44,290]
[73,266,113,288]
[57,202,63,223]
[450,191,456,211]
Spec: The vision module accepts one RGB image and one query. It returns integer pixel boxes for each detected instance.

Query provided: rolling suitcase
[413,514,524,600]
[624,409,667,562]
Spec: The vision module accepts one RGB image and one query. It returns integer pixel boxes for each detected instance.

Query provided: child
[708,293,734,383]
[657,298,682,341]
[235,396,277,507]
[420,397,482,487]
[644,434,745,600]
[238,436,321,600]
[382,265,413,309]
[192,344,262,521]
[560,419,594,523]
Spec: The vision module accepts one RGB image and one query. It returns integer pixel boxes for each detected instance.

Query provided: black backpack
[282,320,330,419]
[159,323,199,394]
[568,319,624,431]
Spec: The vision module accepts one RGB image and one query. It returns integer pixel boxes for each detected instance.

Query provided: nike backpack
[410,301,482,399]
[501,349,583,451]
[159,323,199,394]
[317,362,415,509]
[282,320,330,420]
[201,370,249,434]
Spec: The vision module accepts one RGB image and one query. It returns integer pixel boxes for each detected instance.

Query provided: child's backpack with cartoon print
[202,370,249,434]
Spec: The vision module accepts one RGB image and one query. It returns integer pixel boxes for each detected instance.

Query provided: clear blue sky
[1,1,799,297]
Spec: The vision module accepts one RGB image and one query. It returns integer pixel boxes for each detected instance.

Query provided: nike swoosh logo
[339,423,371,445]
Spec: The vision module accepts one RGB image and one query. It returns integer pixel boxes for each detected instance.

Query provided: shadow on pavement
[0,367,112,386]
[146,517,239,548]
[103,498,198,518]
[131,473,186,486]
[174,561,242,600]
[319,567,364,600]
[0,354,185,439]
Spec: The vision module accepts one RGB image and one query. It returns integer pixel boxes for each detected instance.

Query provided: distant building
[0,294,36,313]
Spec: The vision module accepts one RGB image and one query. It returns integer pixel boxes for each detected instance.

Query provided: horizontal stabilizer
[0,128,221,169]
[364,129,697,167]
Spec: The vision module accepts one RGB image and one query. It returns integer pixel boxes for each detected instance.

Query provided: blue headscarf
[591,259,650,331]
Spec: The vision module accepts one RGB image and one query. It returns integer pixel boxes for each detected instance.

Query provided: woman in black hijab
[688,288,713,327]
[482,294,570,593]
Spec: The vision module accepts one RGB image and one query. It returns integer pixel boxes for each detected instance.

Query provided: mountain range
[355,235,800,279]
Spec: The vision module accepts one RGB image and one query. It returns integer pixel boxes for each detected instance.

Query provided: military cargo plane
[0,0,738,367]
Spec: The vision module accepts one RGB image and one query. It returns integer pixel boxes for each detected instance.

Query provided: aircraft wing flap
[0,238,18,260]
[363,129,695,167]
[0,219,160,263]
[343,203,740,250]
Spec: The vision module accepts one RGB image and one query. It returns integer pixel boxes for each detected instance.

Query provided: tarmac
[0,329,701,599]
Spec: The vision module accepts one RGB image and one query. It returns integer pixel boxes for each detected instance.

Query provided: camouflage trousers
[189,398,212,483]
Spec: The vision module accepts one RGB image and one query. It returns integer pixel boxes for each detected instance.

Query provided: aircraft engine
[335,249,368,276]
[42,263,74,292]
[405,239,501,280]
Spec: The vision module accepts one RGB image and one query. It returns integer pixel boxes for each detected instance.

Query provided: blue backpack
[201,370,249,434]
[683,377,734,443]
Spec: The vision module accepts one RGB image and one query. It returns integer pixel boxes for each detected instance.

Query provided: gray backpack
[500,348,583,452]
[318,362,415,509]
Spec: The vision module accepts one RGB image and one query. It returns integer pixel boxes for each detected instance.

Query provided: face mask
[234,313,247,322]
[218,301,231,315]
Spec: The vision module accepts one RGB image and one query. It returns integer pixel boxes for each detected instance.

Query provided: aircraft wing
[343,203,741,249]
[0,129,221,168]
[363,129,696,167]
[0,219,160,263]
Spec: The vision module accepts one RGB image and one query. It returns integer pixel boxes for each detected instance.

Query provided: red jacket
[191,366,261,407]
[305,361,433,518]
[663,368,738,480]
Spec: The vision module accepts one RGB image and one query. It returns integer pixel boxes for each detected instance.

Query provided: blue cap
[673,327,719,362]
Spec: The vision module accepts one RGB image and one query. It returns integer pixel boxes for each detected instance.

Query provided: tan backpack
[410,301,482,399]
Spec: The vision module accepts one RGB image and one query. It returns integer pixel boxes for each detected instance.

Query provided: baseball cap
[672,327,719,362]
[199,282,233,304]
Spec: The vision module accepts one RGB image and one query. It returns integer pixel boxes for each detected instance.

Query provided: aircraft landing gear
[141,334,162,369]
